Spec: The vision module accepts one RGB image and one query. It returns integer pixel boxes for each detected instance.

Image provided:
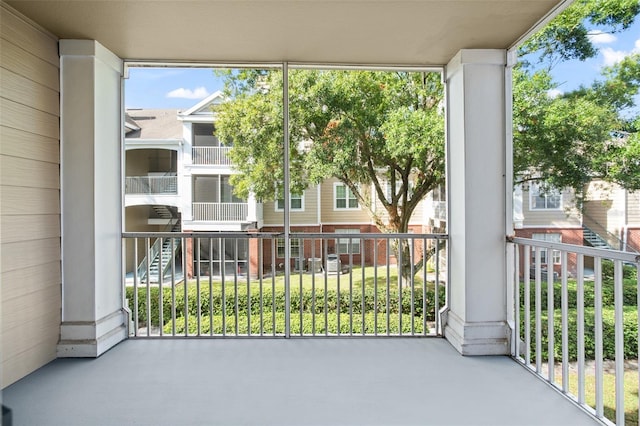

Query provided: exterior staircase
[582,226,612,249]
[137,215,182,283]
[147,227,181,281]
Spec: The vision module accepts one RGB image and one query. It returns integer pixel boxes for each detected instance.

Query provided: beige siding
[1,3,60,388]
[522,188,581,228]
[627,191,640,225]
[262,186,320,225]
[320,178,371,224]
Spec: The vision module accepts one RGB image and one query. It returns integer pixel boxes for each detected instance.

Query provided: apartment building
[124,93,440,279]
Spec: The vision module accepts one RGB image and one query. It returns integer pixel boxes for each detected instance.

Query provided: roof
[6,1,569,66]
[125,109,182,140]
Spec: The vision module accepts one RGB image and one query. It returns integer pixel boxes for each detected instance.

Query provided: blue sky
[124,21,640,111]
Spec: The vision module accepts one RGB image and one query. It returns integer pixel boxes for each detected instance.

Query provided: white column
[58,40,127,357]
[444,49,510,355]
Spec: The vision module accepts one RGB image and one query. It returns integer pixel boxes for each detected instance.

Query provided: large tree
[514,0,640,198]
[215,69,445,277]
[215,0,640,277]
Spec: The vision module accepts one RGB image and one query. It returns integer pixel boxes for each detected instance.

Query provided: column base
[444,311,510,356]
[57,310,128,357]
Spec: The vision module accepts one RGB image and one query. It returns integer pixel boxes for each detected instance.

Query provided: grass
[187,264,434,292]
[553,369,638,426]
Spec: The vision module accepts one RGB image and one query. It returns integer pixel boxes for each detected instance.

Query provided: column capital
[446,49,506,80]
[59,39,123,74]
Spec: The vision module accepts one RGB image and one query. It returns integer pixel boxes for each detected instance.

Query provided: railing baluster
[594,257,604,418]
[398,238,403,336]
[259,237,264,337]
[560,251,568,392]
[547,246,555,384]
[614,260,624,426]
[245,240,251,336]
[576,253,585,405]
[361,237,366,336]
[271,238,276,336]
[221,238,226,337]
[410,239,415,336]
[422,239,427,336]
[435,239,441,336]
[233,239,239,336]
[145,237,151,338]
[323,241,328,336]
[374,240,379,336]
[171,238,176,337]
[209,238,214,336]
[535,247,542,374]
[133,238,139,336]
[349,237,353,336]
[524,245,530,365]
[158,238,164,337]
[386,238,391,336]
[183,236,189,337]
[196,237,201,336]
[514,243,520,359]
[311,238,316,337]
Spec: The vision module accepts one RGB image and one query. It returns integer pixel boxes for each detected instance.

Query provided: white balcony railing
[122,232,448,338]
[192,202,248,221]
[510,236,640,426]
[125,176,177,194]
[192,146,232,165]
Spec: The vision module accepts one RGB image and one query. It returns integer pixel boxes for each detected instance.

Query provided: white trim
[528,183,563,211]
[333,182,360,211]
[519,225,583,230]
[275,191,305,212]
[262,222,321,227]
[179,90,224,117]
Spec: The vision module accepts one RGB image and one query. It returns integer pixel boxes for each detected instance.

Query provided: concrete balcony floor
[4,338,599,426]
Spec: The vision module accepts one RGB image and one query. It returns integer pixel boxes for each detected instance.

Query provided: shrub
[520,306,637,362]
[518,278,637,311]
[126,282,446,329]
[165,312,432,336]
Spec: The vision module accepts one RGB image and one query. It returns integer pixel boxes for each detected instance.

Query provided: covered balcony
[2,1,637,426]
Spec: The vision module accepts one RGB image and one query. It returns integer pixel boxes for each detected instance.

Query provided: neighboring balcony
[124,174,179,207]
[192,202,248,221]
[192,146,232,165]
[125,175,178,195]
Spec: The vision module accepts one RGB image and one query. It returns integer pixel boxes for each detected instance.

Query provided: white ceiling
[7,0,569,66]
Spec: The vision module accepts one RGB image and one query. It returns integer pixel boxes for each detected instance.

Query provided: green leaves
[215,68,445,235]
[514,0,640,196]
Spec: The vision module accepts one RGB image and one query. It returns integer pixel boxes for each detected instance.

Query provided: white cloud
[547,89,563,99]
[166,87,210,99]
[598,38,640,67]
[601,47,629,66]
[588,31,617,45]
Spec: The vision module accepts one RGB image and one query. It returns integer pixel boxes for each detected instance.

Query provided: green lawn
[554,369,638,426]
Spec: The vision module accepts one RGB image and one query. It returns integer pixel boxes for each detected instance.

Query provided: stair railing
[582,212,639,253]
[135,214,181,281]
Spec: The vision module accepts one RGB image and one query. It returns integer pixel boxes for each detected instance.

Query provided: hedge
[164,312,432,335]
[126,283,446,328]
[519,278,637,311]
[520,306,637,361]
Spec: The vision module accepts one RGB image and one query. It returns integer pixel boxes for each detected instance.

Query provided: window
[530,184,561,210]
[334,183,358,210]
[192,123,220,147]
[532,233,561,264]
[335,229,361,254]
[277,238,301,258]
[276,192,304,211]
